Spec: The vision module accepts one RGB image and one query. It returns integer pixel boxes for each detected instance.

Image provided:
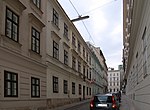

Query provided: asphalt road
[64,102,90,110]
[64,95,137,110]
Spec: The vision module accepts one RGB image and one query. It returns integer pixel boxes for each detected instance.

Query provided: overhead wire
[68,0,117,45]
[68,0,95,45]
[81,0,117,15]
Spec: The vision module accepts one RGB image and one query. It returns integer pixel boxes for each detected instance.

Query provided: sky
[58,0,123,70]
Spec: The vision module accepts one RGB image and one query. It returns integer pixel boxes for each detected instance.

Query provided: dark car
[113,92,121,103]
[90,93,120,110]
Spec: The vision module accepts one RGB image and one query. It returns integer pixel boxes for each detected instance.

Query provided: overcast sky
[58,0,123,70]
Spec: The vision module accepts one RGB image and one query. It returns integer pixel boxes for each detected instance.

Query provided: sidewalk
[49,99,91,110]
[120,94,139,110]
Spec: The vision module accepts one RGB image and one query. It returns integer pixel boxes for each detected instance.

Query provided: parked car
[113,92,121,103]
[90,93,120,110]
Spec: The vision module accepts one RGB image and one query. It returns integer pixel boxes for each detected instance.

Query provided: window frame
[31,27,40,54]
[53,76,59,93]
[52,8,59,27]
[4,70,18,97]
[5,7,19,42]
[63,80,68,94]
[72,82,75,94]
[78,41,81,53]
[78,61,81,73]
[79,84,81,95]
[64,50,68,65]
[64,23,68,38]
[72,56,76,70]
[31,77,40,97]
[53,41,59,60]
[72,33,76,47]
[32,0,41,9]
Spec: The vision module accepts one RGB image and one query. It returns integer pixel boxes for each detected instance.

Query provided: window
[53,76,58,93]
[110,82,112,86]
[89,57,91,65]
[72,56,76,70]
[114,89,115,92]
[110,78,112,81]
[64,50,68,65]
[72,82,75,94]
[63,80,68,94]
[52,8,59,26]
[78,61,81,73]
[53,41,59,59]
[64,23,68,38]
[87,87,88,95]
[78,41,81,52]
[117,82,119,86]
[32,0,41,9]
[31,77,40,97]
[4,71,18,97]
[83,47,85,58]
[79,84,81,95]
[110,89,112,92]
[6,8,19,42]
[87,68,89,79]
[89,68,91,80]
[142,27,148,78]
[86,53,88,62]
[31,27,40,53]
[72,33,76,47]
[83,66,85,75]
[113,77,115,81]
[89,88,91,95]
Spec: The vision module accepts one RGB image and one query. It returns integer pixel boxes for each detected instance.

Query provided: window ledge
[63,34,70,41]
[51,31,61,42]
[4,0,26,14]
[29,49,42,61]
[28,13,45,30]
[1,34,22,52]
[51,21,60,31]
[30,0,43,17]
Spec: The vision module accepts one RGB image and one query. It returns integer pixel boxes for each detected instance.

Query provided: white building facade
[87,42,108,95]
[123,0,150,110]
[108,69,121,93]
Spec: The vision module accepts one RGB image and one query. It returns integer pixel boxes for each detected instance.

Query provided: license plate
[97,104,107,107]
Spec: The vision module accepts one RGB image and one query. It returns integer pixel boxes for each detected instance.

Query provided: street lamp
[71,15,89,22]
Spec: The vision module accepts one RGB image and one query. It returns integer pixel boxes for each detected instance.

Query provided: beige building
[0,0,108,109]
[123,0,150,109]
[0,0,47,110]
[46,0,93,108]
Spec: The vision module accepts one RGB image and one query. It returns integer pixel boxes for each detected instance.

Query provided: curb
[49,99,91,110]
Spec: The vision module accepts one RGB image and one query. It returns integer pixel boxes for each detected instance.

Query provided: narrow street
[59,94,137,110]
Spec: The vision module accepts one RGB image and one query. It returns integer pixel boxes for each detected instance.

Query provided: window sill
[63,34,70,41]
[30,0,43,17]
[51,21,60,31]
[1,34,22,52]
[29,49,42,61]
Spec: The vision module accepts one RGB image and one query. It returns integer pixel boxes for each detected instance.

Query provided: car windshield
[94,96,112,103]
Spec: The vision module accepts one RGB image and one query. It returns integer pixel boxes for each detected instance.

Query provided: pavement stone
[120,94,138,110]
